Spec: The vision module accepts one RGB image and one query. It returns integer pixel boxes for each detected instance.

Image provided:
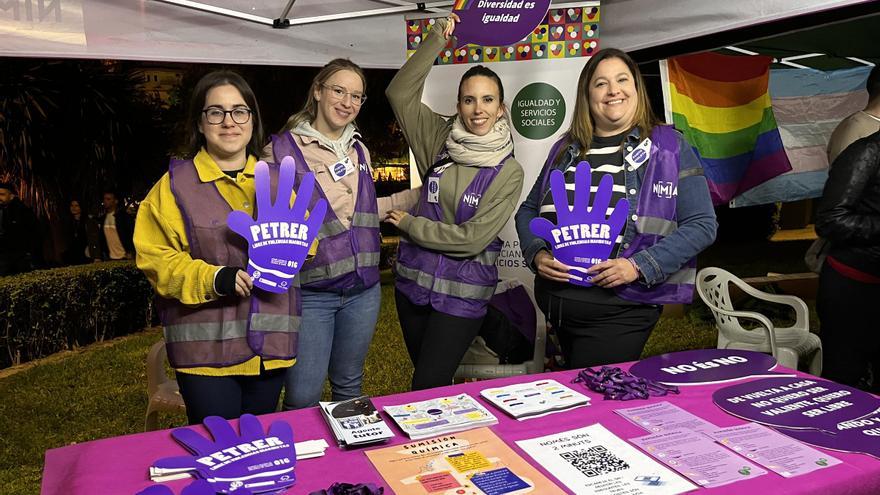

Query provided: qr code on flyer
[560,445,630,477]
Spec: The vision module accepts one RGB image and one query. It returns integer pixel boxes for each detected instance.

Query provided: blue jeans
[283,283,380,409]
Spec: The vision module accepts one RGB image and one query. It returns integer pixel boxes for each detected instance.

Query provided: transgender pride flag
[729,66,872,207]
[662,52,792,205]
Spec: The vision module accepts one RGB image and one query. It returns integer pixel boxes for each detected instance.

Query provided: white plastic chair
[454,280,546,380]
[696,267,822,375]
[145,340,186,431]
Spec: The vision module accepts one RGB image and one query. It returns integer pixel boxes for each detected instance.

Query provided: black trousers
[818,262,880,390]
[538,292,662,369]
[176,363,286,425]
[395,289,483,391]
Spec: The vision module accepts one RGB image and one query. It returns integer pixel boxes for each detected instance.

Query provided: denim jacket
[515,127,717,287]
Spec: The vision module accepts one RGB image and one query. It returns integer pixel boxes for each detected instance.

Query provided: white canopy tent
[0,0,873,67]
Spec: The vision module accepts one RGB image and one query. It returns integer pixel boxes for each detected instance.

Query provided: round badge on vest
[328,157,356,182]
[624,137,652,171]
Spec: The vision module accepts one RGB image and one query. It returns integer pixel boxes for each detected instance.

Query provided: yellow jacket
[135,150,314,376]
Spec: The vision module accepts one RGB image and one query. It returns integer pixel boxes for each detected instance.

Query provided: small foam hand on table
[150,414,296,493]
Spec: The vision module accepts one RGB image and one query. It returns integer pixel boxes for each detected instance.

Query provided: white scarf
[444,116,514,167]
[293,121,359,160]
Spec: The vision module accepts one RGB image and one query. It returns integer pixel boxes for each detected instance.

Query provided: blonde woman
[268,59,381,409]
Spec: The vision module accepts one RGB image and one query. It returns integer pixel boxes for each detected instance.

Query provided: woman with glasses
[384,15,524,390]
[515,48,717,369]
[135,70,307,424]
[268,59,381,409]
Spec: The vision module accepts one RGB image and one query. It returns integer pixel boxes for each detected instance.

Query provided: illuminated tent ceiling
[0,0,876,67]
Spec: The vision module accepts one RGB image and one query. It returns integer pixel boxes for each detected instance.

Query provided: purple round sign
[774,412,880,459]
[629,349,787,386]
[713,377,880,434]
[453,0,552,47]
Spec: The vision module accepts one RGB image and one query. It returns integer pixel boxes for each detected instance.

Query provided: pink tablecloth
[42,364,880,495]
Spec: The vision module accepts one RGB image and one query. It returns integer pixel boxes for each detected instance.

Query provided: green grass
[0,270,738,494]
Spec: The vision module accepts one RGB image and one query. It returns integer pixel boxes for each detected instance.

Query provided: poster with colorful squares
[405,3,600,65]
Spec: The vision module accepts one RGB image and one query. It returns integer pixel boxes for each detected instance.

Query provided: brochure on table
[365,427,564,494]
[384,393,498,440]
[516,423,697,495]
[480,379,591,420]
[630,428,767,488]
[709,423,841,478]
[615,401,717,434]
[319,396,394,447]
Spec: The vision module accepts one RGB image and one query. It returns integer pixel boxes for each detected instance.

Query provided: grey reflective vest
[271,133,380,291]
[395,154,506,318]
[160,159,300,369]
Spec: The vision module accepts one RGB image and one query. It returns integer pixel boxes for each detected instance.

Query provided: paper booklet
[481,379,591,420]
[366,427,565,494]
[319,396,394,447]
[149,439,329,482]
[516,424,697,495]
[384,393,498,440]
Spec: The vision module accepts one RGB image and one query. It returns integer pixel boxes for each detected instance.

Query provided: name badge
[624,137,652,171]
[427,176,440,204]
[327,157,356,182]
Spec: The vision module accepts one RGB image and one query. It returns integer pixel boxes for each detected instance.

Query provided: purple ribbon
[572,366,680,400]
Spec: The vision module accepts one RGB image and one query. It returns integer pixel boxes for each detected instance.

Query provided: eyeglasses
[321,84,367,106]
[202,107,252,125]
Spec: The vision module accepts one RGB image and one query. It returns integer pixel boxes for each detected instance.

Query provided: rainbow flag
[664,52,792,205]
[454,0,474,10]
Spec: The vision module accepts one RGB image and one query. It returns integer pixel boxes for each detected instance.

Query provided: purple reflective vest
[395,155,507,319]
[159,159,300,369]
[271,132,380,291]
[615,125,696,304]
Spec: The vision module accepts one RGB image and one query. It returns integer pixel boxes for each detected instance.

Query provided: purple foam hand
[137,479,252,495]
[227,156,327,293]
[153,415,296,494]
[529,161,629,286]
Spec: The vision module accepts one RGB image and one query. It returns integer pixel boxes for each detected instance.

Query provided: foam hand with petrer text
[227,156,326,293]
[529,161,629,286]
[152,415,296,493]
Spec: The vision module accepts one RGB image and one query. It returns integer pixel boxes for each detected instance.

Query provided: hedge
[0,261,155,369]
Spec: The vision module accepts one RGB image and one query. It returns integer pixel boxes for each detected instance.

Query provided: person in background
[97,190,135,260]
[826,65,880,164]
[0,182,41,275]
[807,65,880,273]
[135,70,305,424]
[268,59,381,409]
[816,130,880,391]
[385,14,524,391]
[61,199,90,265]
[515,48,716,369]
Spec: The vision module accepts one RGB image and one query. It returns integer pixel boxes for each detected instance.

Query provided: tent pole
[275,0,297,28]
[152,0,274,26]
[375,0,447,14]
[286,1,453,25]
[152,0,453,27]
